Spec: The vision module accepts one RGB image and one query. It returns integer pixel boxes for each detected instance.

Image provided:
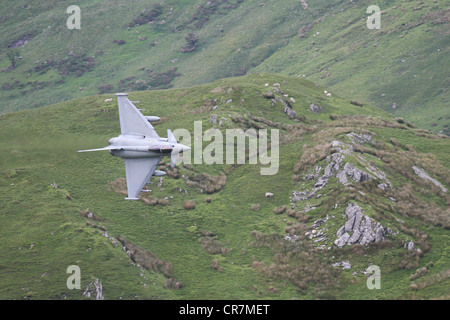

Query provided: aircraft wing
[116,93,159,139]
[124,157,162,200]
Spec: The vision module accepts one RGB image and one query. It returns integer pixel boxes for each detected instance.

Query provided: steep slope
[0,74,448,299]
[0,0,322,112]
[1,0,448,135]
[251,0,450,134]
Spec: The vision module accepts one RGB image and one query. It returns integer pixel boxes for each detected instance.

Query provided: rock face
[412,166,447,193]
[334,203,389,248]
[341,163,371,184]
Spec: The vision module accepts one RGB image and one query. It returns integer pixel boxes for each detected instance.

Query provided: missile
[153,170,166,176]
[145,116,161,122]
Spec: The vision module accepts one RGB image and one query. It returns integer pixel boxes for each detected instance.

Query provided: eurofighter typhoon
[78,93,190,200]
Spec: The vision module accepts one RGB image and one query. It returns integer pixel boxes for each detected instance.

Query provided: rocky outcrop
[412,166,447,193]
[83,279,104,300]
[309,103,322,114]
[346,132,373,145]
[334,203,391,248]
[284,106,297,119]
[209,114,218,125]
[339,163,372,184]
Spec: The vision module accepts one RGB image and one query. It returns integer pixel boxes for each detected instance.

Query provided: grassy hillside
[1,0,448,135]
[0,74,448,299]
[0,0,322,111]
[251,0,450,134]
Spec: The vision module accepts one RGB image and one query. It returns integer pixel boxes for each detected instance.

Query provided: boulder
[209,114,218,124]
[309,103,322,114]
[334,233,350,248]
[284,106,297,118]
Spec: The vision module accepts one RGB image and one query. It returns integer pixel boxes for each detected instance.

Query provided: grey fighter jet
[78,93,190,200]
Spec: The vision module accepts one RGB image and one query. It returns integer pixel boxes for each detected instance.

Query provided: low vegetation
[0,74,448,300]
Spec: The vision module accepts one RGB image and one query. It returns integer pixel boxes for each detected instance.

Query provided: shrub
[141,196,169,206]
[406,121,416,128]
[118,236,172,277]
[350,100,364,107]
[146,67,181,89]
[201,236,231,255]
[184,200,195,210]
[164,278,184,289]
[128,4,163,27]
[250,232,342,295]
[98,83,114,94]
[180,33,200,53]
[251,204,261,211]
[410,267,428,281]
[211,259,223,272]
[186,173,227,193]
[273,205,286,215]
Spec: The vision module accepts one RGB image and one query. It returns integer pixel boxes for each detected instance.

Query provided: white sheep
[265,192,274,198]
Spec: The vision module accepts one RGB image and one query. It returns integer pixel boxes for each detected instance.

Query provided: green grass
[0,73,448,299]
[1,0,447,135]
[250,0,450,134]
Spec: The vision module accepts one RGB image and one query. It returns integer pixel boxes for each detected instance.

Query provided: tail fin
[167,129,177,144]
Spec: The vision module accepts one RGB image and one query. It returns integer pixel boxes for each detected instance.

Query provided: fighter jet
[78,93,190,200]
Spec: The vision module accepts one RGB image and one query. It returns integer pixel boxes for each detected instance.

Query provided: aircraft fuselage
[108,135,174,159]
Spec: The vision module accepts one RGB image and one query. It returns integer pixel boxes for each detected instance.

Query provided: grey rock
[378,183,388,190]
[336,226,345,238]
[347,132,373,145]
[332,261,351,270]
[313,218,325,227]
[375,224,385,243]
[343,163,371,183]
[412,166,447,193]
[284,106,297,118]
[335,202,387,247]
[353,212,363,231]
[334,233,350,248]
[314,175,329,188]
[347,230,361,245]
[360,230,375,246]
[209,114,218,124]
[309,103,322,114]
[345,214,356,233]
[336,170,348,184]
